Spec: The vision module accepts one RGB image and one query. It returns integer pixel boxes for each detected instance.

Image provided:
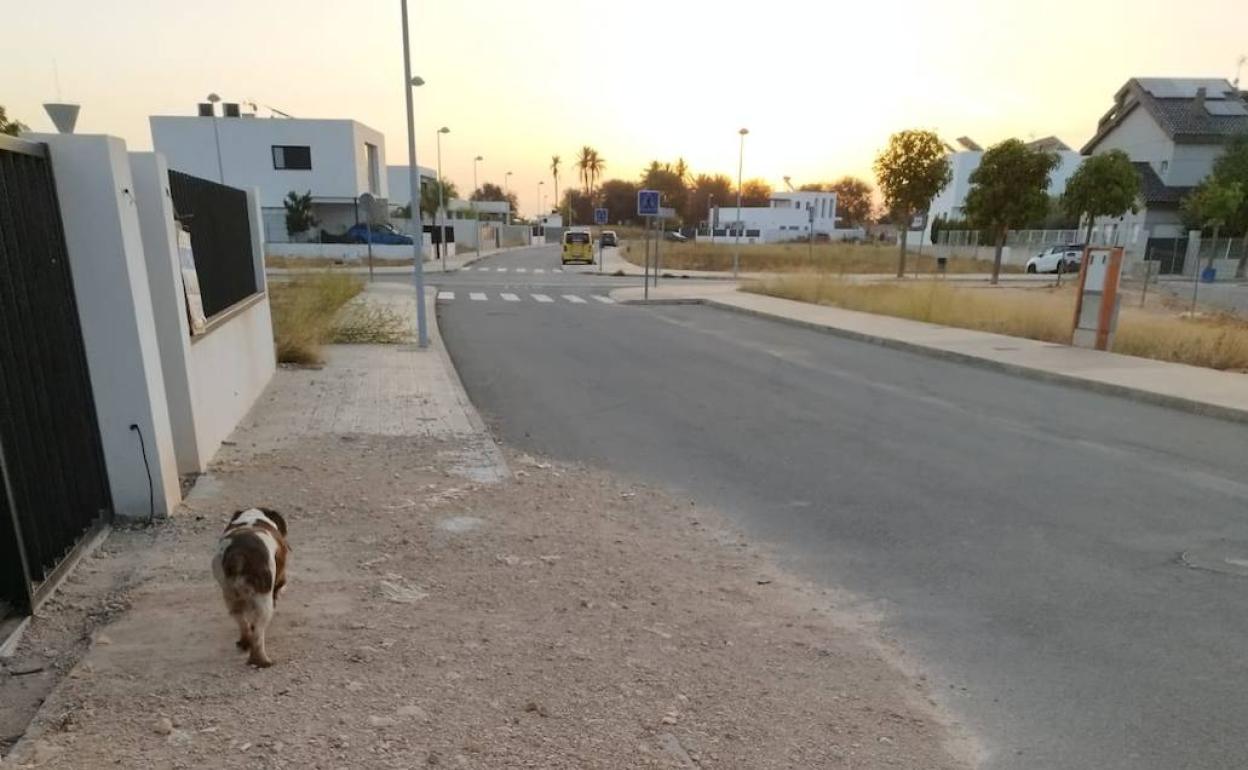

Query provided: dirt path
[2,432,972,769]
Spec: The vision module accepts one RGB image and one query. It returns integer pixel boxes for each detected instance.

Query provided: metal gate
[1145,236,1189,275]
[0,136,112,623]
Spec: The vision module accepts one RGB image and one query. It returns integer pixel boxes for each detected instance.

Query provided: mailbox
[1071,246,1124,351]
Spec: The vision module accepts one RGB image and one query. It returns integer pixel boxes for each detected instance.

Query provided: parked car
[346,223,413,245]
[1026,244,1082,274]
[600,230,619,247]
[663,230,688,242]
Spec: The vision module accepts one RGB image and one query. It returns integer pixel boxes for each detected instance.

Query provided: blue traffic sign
[637,189,660,217]
[594,207,608,225]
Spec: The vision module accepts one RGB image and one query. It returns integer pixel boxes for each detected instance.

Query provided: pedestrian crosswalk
[435,291,615,306]
[458,266,563,273]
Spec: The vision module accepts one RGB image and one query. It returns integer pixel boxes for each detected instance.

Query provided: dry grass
[269,273,364,365]
[331,303,410,344]
[265,255,414,269]
[745,275,1248,371]
[620,239,1015,275]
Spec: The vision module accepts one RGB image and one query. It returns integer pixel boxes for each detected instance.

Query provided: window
[272,145,312,170]
[1159,160,1169,176]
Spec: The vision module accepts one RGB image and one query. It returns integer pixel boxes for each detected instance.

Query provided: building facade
[151,112,390,241]
[709,191,841,243]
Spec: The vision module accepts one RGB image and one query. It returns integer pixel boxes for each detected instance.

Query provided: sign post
[1071,246,1124,350]
[638,191,660,299]
[594,207,608,273]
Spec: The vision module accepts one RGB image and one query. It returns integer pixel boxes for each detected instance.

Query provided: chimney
[1193,87,1207,113]
[197,102,214,117]
[43,103,80,134]
[222,102,240,118]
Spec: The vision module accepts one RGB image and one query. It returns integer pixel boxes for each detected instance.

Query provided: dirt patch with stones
[2,435,972,769]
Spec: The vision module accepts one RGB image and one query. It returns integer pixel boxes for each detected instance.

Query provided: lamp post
[436,126,449,261]
[734,127,748,279]
[206,93,224,183]
[473,155,483,258]
[504,171,513,224]
[400,2,428,348]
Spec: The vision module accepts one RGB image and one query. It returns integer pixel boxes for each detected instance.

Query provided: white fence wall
[265,241,437,261]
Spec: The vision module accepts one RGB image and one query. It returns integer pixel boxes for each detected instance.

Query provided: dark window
[565,232,590,244]
[272,145,312,170]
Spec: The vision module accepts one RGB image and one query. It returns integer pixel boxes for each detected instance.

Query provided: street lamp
[473,155,483,258]
[537,179,544,222]
[400,2,428,347]
[436,126,449,260]
[708,193,715,245]
[734,127,749,279]
[504,171,513,224]
[206,93,224,183]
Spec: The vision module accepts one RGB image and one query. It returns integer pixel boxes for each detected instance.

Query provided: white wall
[151,116,382,208]
[266,242,421,261]
[385,164,437,210]
[1170,143,1225,187]
[1089,107,1174,174]
[35,134,181,518]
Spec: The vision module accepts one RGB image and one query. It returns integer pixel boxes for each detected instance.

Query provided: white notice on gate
[178,227,207,334]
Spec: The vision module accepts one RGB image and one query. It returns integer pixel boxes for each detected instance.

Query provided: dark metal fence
[1145,236,1188,275]
[168,170,258,318]
[0,138,113,619]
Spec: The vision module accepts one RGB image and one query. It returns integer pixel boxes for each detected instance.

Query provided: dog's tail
[220,535,274,597]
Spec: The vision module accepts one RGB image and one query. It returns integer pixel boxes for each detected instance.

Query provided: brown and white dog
[211,508,289,667]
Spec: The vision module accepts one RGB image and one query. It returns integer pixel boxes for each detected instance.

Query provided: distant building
[923,136,1084,243]
[151,108,406,241]
[1080,77,1248,255]
[709,191,842,243]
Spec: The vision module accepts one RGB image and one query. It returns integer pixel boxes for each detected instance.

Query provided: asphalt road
[432,244,1248,769]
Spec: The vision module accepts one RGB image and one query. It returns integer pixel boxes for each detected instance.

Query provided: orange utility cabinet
[1071,246,1125,351]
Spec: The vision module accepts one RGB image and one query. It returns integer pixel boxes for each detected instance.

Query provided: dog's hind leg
[233,611,252,650]
[246,593,275,668]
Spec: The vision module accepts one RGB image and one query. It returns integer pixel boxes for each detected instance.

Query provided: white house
[384,163,440,217]
[923,136,1084,243]
[1080,77,1248,266]
[151,108,390,242]
[709,191,840,243]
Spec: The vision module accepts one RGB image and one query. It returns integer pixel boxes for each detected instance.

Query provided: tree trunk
[1237,235,1247,279]
[1083,217,1094,247]
[896,214,909,278]
[991,228,1006,285]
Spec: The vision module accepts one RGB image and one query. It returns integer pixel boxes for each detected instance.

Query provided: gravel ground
[2,434,973,769]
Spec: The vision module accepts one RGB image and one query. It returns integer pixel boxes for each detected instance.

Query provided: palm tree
[673,157,689,185]
[588,149,605,200]
[576,145,594,196]
[549,155,561,213]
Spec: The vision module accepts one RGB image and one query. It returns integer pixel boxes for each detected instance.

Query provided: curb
[621,297,1248,425]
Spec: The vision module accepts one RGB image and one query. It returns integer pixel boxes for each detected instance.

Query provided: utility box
[1071,246,1124,350]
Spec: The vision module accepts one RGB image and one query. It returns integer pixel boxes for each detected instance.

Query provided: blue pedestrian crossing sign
[594,207,608,225]
[637,189,660,217]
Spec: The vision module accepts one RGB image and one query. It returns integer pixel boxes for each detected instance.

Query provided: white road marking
[533,268,545,274]
[555,268,564,272]
[591,295,614,304]
[495,267,507,272]
[469,292,488,301]
[515,267,528,273]
[437,291,455,300]
[532,294,554,303]
[562,294,587,304]
[501,292,520,301]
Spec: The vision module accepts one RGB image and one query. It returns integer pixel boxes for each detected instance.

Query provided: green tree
[829,176,874,228]
[415,177,458,219]
[283,191,318,239]
[738,178,772,207]
[0,105,28,136]
[873,129,952,277]
[688,173,734,226]
[640,161,688,220]
[587,149,605,197]
[1181,178,1245,271]
[576,146,594,195]
[470,182,519,215]
[560,188,593,225]
[1211,135,1248,236]
[963,138,1058,284]
[597,178,639,225]
[1061,150,1140,244]
[550,155,561,219]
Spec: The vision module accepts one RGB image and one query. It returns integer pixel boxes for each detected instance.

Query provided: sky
[6,0,1246,216]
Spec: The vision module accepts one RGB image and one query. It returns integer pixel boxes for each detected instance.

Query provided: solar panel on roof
[1139,78,1233,99]
[1205,101,1248,116]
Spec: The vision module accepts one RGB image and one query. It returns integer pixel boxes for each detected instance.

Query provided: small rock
[69,663,95,679]
[154,716,174,735]
[368,715,398,728]
[94,633,112,646]
[524,701,549,717]
[168,728,193,746]
[239,741,252,752]
[661,712,679,725]
[496,555,521,567]
[396,705,429,721]
[345,680,366,692]
[878,736,894,745]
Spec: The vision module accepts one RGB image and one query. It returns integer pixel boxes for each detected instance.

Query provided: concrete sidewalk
[265,242,537,277]
[613,283,1248,423]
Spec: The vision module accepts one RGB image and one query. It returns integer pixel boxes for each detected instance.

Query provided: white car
[1026,245,1082,274]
